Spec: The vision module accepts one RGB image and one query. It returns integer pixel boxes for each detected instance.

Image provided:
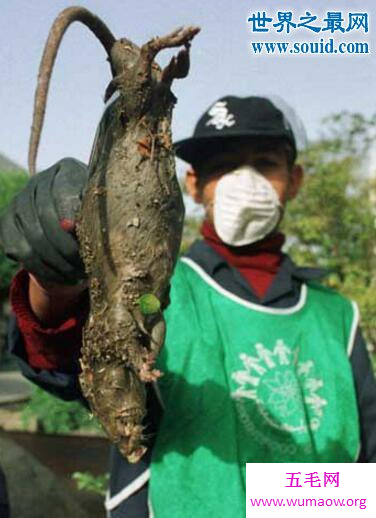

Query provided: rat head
[175,96,305,246]
[110,37,142,75]
[90,364,146,457]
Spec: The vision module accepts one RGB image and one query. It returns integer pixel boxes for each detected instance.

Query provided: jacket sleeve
[350,326,376,462]
[0,465,9,518]
[7,312,85,403]
[7,269,88,403]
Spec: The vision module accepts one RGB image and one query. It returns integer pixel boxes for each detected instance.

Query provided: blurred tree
[0,170,28,360]
[0,170,28,296]
[181,214,201,253]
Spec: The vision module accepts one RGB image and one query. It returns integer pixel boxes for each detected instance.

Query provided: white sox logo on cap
[205,101,236,130]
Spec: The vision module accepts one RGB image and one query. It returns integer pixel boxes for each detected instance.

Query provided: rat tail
[28,6,116,175]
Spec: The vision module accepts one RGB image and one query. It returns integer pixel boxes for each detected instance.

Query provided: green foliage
[0,170,28,209]
[0,170,28,294]
[72,471,109,496]
[21,386,101,434]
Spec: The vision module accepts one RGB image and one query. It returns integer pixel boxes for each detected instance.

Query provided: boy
[2,96,376,518]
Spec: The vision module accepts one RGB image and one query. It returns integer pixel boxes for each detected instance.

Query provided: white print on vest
[205,101,236,130]
[231,339,327,434]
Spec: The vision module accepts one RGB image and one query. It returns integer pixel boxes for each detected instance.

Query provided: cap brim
[174,131,295,164]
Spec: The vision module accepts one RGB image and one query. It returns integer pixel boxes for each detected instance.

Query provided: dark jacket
[0,465,9,518]
[8,241,376,517]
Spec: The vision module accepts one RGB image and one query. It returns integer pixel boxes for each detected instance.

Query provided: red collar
[200,220,285,298]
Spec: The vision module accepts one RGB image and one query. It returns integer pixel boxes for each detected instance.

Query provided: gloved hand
[0,157,89,285]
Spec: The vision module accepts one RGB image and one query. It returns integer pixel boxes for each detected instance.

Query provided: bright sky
[0,0,374,174]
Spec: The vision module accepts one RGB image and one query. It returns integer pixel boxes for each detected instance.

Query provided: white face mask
[213,165,282,246]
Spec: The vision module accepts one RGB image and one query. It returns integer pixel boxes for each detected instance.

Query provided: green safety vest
[149,257,360,517]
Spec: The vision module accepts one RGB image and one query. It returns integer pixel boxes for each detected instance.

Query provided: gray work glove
[0,157,89,284]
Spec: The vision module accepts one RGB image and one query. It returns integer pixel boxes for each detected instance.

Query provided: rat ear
[185,169,202,203]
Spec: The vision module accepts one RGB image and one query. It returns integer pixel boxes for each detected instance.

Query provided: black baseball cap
[174,95,300,165]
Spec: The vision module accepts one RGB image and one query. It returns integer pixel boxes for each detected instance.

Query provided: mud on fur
[28,6,199,462]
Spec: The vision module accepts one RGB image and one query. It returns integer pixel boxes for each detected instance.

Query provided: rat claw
[139,365,162,383]
[161,47,191,84]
